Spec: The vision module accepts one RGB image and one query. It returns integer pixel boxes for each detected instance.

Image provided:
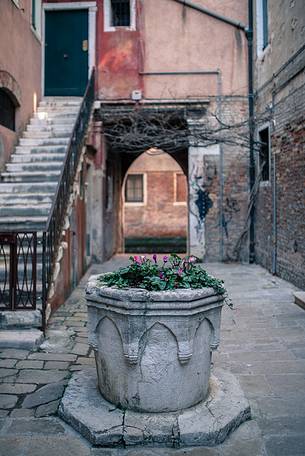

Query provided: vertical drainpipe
[271,92,277,274]
[216,71,224,261]
[246,0,255,263]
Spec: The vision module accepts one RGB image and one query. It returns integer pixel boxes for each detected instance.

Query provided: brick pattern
[204,98,249,262]
[124,171,187,238]
[255,81,305,289]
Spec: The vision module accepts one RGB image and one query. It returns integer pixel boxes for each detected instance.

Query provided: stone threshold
[294,292,305,311]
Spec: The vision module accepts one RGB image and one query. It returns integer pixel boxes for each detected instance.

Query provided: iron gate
[0,232,37,310]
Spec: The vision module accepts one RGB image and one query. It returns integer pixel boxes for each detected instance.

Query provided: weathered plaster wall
[254,0,305,89]
[142,0,247,99]
[0,0,41,168]
[124,152,187,239]
[96,0,143,100]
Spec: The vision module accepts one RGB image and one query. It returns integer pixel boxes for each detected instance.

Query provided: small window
[258,127,270,182]
[31,0,42,37]
[104,0,135,31]
[262,0,268,49]
[125,174,144,203]
[175,173,187,203]
[257,0,268,53]
[111,0,130,27]
[0,89,16,131]
[32,0,36,29]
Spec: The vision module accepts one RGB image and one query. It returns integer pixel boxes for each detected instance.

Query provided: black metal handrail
[41,68,95,330]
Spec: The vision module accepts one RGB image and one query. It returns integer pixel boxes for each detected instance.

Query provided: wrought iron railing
[0,232,37,310]
[41,68,95,329]
[0,69,95,330]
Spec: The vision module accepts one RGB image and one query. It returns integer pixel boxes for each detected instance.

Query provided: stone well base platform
[58,368,251,448]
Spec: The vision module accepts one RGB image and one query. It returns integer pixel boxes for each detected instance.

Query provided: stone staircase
[0,97,82,349]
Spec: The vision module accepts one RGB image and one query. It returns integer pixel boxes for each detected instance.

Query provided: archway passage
[123,149,188,253]
[96,105,190,258]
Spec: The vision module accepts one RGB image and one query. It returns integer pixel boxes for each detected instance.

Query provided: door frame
[42,2,97,96]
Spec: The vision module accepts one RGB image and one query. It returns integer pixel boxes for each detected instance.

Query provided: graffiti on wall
[189,161,213,244]
[222,197,240,238]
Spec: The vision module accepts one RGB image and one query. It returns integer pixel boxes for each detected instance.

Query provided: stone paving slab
[16,369,69,384]
[22,382,66,408]
[0,256,303,455]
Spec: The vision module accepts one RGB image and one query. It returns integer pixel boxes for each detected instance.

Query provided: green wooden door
[45,10,88,96]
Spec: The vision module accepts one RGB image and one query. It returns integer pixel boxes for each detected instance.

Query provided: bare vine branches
[99,104,270,154]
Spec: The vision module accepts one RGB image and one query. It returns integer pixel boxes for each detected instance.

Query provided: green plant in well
[98,254,226,296]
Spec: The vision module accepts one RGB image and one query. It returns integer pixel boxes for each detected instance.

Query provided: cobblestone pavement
[0,256,305,456]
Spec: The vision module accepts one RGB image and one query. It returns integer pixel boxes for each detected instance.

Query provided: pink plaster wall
[96,0,143,100]
[142,0,248,99]
[0,0,41,167]
[44,0,248,101]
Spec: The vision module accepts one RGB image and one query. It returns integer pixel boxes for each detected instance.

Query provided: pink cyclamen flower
[163,255,169,263]
[189,256,197,263]
[177,268,183,276]
[133,255,141,265]
[159,272,165,279]
[153,254,157,264]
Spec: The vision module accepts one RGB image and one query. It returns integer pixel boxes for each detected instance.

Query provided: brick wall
[202,98,250,262]
[124,153,187,240]
[255,81,305,289]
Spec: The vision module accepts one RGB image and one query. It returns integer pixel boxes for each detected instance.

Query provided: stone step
[0,330,44,350]
[40,98,82,107]
[19,137,69,147]
[30,117,76,126]
[1,171,60,182]
[27,124,74,133]
[11,153,65,163]
[23,130,71,139]
[0,310,42,329]
[42,96,82,101]
[0,216,47,230]
[6,162,63,172]
[33,112,78,120]
[15,145,66,154]
[0,182,57,193]
[38,100,81,107]
[294,292,305,311]
[0,204,51,217]
[0,193,53,204]
[37,106,80,113]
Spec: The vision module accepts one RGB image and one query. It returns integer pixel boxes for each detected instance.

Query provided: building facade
[254,0,305,288]
[0,0,42,169]
[85,0,250,263]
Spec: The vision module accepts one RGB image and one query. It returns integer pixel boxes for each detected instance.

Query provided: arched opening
[0,88,17,131]
[122,148,188,253]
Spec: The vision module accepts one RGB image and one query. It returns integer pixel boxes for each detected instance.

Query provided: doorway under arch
[122,149,188,254]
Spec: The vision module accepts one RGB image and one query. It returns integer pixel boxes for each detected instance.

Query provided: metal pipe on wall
[247,0,255,263]
[271,92,277,274]
[171,0,247,31]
